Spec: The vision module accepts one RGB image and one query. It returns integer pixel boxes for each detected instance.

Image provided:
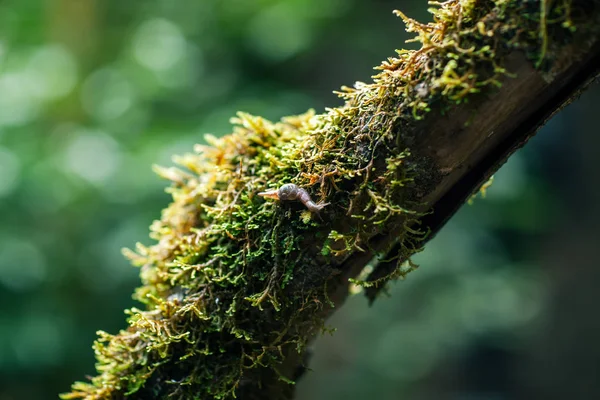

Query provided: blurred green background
[1,1,599,399]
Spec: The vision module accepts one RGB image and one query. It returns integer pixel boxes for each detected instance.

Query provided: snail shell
[258,183,329,213]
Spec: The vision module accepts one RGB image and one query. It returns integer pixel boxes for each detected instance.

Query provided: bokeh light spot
[247,4,312,61]
[0,72,39,126]
[81,68,135,121]
[64,129,121,184]
[27,45,78,100]
[132,18,187,71]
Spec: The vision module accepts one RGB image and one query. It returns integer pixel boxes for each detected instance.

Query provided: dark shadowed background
[0,1,598,399]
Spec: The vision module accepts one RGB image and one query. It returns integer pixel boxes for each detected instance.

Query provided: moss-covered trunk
[63,1,600,399]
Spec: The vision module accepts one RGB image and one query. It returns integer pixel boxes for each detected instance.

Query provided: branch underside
[367,45,600,301]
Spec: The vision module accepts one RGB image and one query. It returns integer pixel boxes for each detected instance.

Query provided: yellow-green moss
[62,1,596,399]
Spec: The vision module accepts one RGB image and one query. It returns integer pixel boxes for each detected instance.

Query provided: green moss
[62,1,596,399]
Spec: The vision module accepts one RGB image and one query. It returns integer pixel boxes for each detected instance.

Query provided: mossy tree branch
[64,1,600,399]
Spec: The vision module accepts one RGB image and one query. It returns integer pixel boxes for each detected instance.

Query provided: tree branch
[63,1,600,399]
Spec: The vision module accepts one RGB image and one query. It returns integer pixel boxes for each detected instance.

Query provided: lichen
[62,1,595,399]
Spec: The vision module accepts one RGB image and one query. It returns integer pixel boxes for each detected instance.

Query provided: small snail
[258,183,329,213]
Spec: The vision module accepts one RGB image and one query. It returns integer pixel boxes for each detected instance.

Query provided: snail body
[258,183,329,213]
